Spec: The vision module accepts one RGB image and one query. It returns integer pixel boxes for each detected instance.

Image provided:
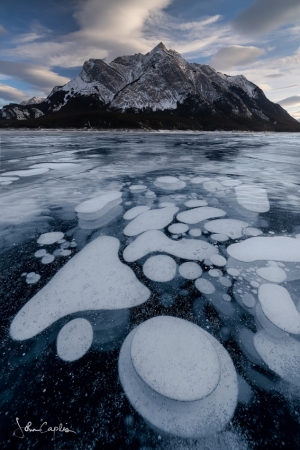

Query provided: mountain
[1,43,299,131]
[20,96,46,106]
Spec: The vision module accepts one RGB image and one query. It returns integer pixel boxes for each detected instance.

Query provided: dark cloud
[278,95,300,107]
[232,0,300,36]
[209,45,265,71]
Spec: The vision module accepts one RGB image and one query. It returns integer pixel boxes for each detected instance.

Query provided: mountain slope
[1,43,299,131]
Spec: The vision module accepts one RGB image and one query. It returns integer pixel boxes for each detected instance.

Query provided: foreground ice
[254,331,300,386]
[130,317,220,401]
[143,255,177,282]
[37,232,64,245]
[56,318,93,362]
[123,205,150,220]
[10,236,150,340]
[179,262,202,280]
[123,230,218,262]
[123,206,179,236]
[177,207,226,224]
[256,266,286,283]
[204,219,249,239]
[154,176,186,190]
[119,316,238,438]
[195,278,216,294]
[258,284,300,334]
[235,185,270,213]
[75,191,122,220]
[168,223,189,234]
[227,237,300,262]
[185,200,208,208]
[2,168,49,177]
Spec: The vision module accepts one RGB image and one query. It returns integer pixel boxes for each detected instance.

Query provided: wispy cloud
[0,83,28,103]
[0,61,70,94]
[272,84,299,90]
[0,25,7,35]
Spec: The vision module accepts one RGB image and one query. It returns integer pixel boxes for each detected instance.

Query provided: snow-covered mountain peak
[2,43,298,131]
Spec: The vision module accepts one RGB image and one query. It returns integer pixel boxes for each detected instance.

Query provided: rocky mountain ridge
[1,43,299,131]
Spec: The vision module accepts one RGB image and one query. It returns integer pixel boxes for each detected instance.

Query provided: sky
[0,0,299,119]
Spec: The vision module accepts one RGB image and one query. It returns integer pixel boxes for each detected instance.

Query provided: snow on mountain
[20,97,46,106]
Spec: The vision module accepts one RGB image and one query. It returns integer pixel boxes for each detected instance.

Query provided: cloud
[0,0,173,67]
[272,84,299,91]
[209,45,265,71]
[0,61,70,93]
[0,25,7,35]
[0,84,28,103]
[278,95,300,107]
[265,73,285,78]
[11,21,52,44]
[232,0,300,36]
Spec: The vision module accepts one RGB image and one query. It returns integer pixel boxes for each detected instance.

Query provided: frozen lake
[0,130,300,449]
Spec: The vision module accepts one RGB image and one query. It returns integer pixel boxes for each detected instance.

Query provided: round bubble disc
[130,316,220,401]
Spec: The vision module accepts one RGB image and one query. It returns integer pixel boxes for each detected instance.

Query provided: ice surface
[177,207,226,224]
[123,206,151,220]
[185,200,208,208]
[256,266,287,283]
[75,191,122,219]
[56,318,93,362]
[0,176,19,181]
[168,223,189,234]
[37,232,64,245]
[189,228,202,237]
[123,230,218,262]
[26,272,40,284]
[154,176,186,190]
[258,284,300,334]
[10,236,150,340]
[78,205,123,229]
[2,168,49,177]
[203,181,224,193]
[219,277,232,287]
[195,278,216,294]
[242,293,256,308]
[29,163,78,170]
[130,317,220,401]
[190,176,210,184]
[227,268,240,276]
[41,254,55,264]
[221,179,242,187]
[227,237,300,262]
[119,318,238,438]
[209,269,222,277]
[235,185,270,213]
[204,219,249,239]
[254,331,300,386]
[34,249,47,258]
[243,227,263,237]
[211,233,229,242]
[123,206,179,236]
[129,185,147,192]
[210,254,227,267]
[179,262,202,280]
[145,190,156,198]
[143,255,177,282]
